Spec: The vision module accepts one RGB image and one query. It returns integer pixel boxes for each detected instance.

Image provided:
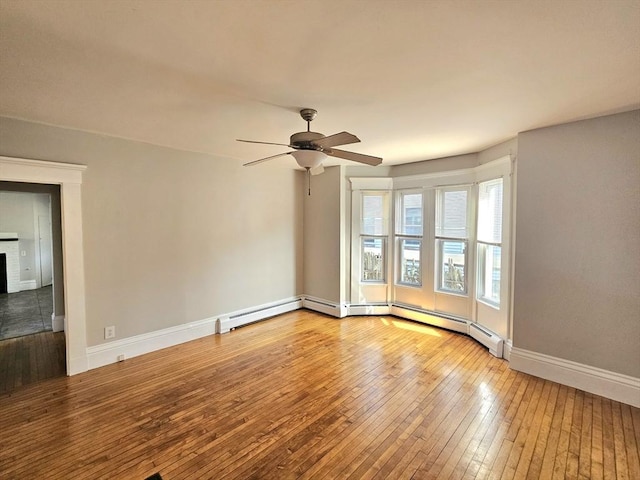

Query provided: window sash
[435,188,469,239]
[396,191,423,236]
[397,237,422,286]
[477,242,501,307]
[436,239,468,295]
[361,236,386,283]
[361,193,388,236]
[477,178,503,244]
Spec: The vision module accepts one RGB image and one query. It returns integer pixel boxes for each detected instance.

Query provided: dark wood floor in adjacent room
[0,330,65,394]
[1,310,638,479]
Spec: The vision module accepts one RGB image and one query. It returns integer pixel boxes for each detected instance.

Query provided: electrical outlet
[104,326,116,339]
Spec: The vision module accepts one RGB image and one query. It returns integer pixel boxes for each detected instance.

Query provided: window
[435,188,469,294]
[396,191,423,286]
[361,193,388,283]
[362,237,385,282]
[477,178,503,306]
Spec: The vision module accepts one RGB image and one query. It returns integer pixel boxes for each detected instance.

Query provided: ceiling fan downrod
[300,108,317,133]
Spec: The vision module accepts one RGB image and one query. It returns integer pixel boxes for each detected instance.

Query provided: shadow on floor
[0,286,53,340]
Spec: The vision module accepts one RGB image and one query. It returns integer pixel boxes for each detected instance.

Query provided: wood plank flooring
[0,310,638,479]
[0,330,65,393]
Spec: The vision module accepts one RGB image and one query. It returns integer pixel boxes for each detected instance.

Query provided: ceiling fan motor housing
[290,131,326,150]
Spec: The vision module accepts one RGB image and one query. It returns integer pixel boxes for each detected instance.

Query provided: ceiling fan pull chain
[307,167,312,196]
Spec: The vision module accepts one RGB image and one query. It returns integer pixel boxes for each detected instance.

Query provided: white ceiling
[1,0,639,167]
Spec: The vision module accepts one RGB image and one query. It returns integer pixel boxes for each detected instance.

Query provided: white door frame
[0,156,88,375]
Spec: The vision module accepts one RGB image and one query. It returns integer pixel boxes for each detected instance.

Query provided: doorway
[0,184,64,390]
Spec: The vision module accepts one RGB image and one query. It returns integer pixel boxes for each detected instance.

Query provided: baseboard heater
[348,303,391,316]
[390,303,469,335]
[218,297,303,333]
[469,323,504,358]
[302,297,346,318]
[390,303,503,358]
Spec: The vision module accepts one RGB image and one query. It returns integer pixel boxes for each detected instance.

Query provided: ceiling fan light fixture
[291,150,326,169]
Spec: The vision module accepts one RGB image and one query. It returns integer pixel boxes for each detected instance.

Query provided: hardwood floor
[0,330,65,393]
[0,310,638,479]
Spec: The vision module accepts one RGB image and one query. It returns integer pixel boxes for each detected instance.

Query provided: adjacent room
[0,1,638,479]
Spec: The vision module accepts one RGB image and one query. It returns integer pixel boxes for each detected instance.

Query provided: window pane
[399,239,421,286]
[438,239,467,294]
[362,237,385,282]
[398,192,422,235]
[436,189,468,238]
[361,194,386,235]
[478,179,503,244]
[478,244,501,306]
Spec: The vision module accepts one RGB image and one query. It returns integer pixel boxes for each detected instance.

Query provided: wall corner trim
[509,347,640,408]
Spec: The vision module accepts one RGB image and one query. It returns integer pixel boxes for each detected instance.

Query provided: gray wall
[514,110,640,377]
[0,116,304,346]
[303,166,343,303]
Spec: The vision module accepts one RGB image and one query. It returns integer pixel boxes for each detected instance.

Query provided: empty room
[0,1,638,479]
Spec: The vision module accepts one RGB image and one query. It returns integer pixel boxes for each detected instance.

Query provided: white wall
[0,190,51,285]
[478,138,518,165]
[391,153,479,177]
[514,110,640,378]
[0,116,304,347]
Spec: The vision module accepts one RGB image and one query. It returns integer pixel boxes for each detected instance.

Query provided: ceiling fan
[237,108,382,194]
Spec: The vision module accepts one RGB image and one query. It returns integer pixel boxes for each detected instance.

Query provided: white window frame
[349,178,393,305]
[476,177,504,308]
[395,189,423,288]
[434,186,472,297]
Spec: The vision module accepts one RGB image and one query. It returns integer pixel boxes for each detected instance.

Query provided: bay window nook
[348,156,513,357]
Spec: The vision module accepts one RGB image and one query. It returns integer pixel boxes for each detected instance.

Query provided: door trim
[0,156,88,374]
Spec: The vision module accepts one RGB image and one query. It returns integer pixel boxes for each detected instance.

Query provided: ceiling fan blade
[326,148,382,166]
[312,131,360,149]
[243,151,293,167]
[237,139,292,148]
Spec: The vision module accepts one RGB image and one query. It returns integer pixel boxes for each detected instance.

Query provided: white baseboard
[86,316,217,370]
[347,304,391,316]
[52,314,64,332]
[218,297,303,333]
[19,279,37,291]
[510,347,640,408]
[302,296,347,318]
